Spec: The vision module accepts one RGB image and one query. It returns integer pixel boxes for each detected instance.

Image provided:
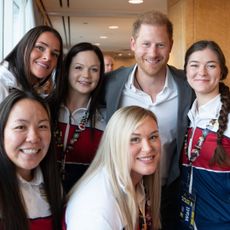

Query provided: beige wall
[168,0,230,86]
[168,0,186,69]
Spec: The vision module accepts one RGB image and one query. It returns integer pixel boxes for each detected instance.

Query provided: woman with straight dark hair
[0,89,62,230]
[0,25,63,101]
[50,42,106,193]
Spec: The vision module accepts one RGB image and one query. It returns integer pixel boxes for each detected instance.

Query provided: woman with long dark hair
[0,25,63,100]
[51,42,106,193]
[0,89,62,230]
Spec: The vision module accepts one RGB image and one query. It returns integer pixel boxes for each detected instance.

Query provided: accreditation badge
[180,191,196,229]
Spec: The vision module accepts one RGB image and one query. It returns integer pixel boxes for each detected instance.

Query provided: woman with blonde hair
[65,106,161,230]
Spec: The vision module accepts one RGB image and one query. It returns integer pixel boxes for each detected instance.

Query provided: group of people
[0,9,229,230]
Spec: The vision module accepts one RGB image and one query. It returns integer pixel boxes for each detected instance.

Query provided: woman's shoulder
[66,169,121,216]
[67,169,112,204]
[0,61,16,82]
[0,61,21,97]
[65,170,123,229]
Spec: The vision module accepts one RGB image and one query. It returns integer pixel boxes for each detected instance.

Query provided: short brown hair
[132,10,173,40]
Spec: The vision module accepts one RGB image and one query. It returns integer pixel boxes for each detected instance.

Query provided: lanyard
[187,128,209,193]
[184,118,217,193]
[184,118,217,164]
[55,110,89,180]
[186,128,209,163]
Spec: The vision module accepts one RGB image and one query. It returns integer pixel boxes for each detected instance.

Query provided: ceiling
[39,0,167,57]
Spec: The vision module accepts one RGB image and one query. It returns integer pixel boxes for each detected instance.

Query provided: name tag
[180,191,196,229]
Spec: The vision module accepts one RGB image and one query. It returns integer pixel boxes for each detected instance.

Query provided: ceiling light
[100,36,108,39]
[109,25,119,29]
[128,0,143,4]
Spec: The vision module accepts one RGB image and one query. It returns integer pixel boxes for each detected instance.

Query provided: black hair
[0,89,62,230]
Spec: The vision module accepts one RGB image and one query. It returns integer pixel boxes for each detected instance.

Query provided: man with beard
[102,10,194,230]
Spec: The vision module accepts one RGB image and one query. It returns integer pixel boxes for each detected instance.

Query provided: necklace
[55,110,89,180]
[135,75,144,91]
[139,197,152,230]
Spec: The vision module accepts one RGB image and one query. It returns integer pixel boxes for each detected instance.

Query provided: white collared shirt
[58,102,106,151]
[188,94,230,137]
[18,167,51,219]
[120,65,178,185]
[58,102,106,131]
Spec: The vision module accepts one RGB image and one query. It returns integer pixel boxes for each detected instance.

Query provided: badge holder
[180,163,196,229]
[180,190,196,229]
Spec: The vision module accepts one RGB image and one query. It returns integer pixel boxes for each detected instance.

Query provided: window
[13,0,21,45]
[0,0,36,60]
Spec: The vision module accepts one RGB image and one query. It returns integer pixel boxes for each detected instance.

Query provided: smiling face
[129,116,161,185]
[68,50,101,97]
[130,24,173,79]
[29,31,61,81]
[4,99,51,181]
[186,48,221,100]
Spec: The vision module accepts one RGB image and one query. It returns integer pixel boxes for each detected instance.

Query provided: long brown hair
[184,40,230,167]
[3,25,63,93]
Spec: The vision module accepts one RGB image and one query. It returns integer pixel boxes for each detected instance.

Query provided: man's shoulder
[168,65,185,78]
[168,65,191,88]
[103,65,134,91]
[105,65,134,79]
